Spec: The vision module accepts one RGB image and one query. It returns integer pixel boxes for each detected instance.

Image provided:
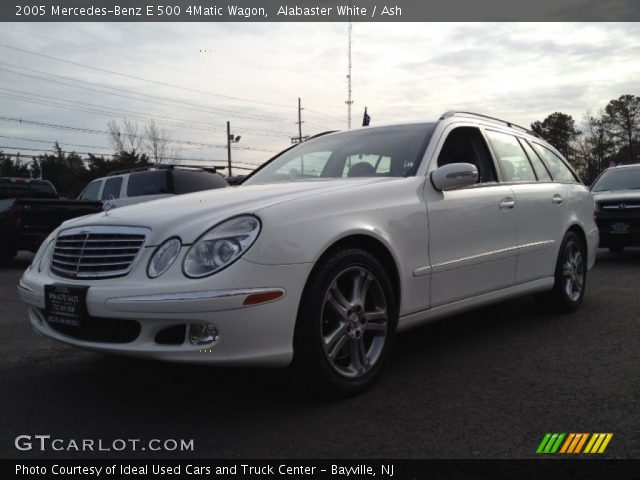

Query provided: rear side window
[531,143,579,183]
[78,180,102,200]
[126,171,169,197]
[172,170,228,194]
[485,130,536,182]
[519,139,552,181]
[101,177,123,200]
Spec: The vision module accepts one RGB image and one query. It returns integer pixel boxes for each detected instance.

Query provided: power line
[4,26,346,117]
[0,116,280,153]
[0,88,292,138]
[0,42,300,111]
[0,145,261,170]
[0,63,292,124]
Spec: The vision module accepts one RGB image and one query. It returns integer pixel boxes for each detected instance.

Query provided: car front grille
[599,200,640,212]
[51,226,149,279]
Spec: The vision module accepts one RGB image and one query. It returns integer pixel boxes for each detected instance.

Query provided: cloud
[0,22,638,167]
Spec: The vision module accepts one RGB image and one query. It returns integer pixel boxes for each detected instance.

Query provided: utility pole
[297,97,304,143]
[291,98,309,145]
[226,121,232,177]
[345,21,353,129]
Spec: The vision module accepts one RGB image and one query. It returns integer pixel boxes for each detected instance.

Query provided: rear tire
[537,231,586,313]
[291,248,398,398]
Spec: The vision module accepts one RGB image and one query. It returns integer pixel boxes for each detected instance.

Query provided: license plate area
[610,222,630,234]
[44,284,89,327]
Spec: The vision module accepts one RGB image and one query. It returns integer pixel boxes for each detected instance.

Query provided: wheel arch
[307,234,402,311]
[567,223,588,256]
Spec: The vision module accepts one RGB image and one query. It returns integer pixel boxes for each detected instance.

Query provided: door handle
[552,194,564,205]
[499,197,515,209]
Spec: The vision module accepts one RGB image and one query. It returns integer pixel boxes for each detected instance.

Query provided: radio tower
[346,21,353,129]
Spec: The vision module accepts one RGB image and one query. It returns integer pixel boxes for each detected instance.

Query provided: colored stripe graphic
[536,433,565,454]
[538,433,613,454]
[584,433,614,454]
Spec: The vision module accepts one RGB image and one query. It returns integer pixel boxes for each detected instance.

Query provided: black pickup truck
[0,177,103,261]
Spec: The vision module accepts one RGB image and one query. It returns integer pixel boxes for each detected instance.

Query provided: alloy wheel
[320,266,388,378]
[562,239,585,302]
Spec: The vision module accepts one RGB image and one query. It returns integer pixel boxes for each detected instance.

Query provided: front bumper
[595,211,640,248]
[18,250,312,366]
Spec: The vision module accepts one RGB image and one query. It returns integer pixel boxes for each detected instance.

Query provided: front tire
[537,231,587,313]
[291,248,398,397]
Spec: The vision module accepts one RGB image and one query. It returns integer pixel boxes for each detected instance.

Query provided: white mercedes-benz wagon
[18,111,598,395]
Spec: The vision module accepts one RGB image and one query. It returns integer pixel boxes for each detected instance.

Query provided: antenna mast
[346,21,353,129]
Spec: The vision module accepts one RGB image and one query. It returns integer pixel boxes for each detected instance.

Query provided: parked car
[78,165,228,208]
[591,163,640,253]
[0,177,103,262]
[18,112,598,396]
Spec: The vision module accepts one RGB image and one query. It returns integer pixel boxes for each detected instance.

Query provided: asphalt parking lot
[1,250,638,459]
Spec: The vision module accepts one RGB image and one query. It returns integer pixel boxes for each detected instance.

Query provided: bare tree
[108,119,143,154]
[144,119,172,165]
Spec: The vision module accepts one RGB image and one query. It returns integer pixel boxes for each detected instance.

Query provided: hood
[592,189,640,202]
[58,178,389,245]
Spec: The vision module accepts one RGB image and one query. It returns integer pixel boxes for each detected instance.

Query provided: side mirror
[431,163,479,191]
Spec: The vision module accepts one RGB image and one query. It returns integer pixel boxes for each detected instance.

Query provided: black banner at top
[4,0,640,22]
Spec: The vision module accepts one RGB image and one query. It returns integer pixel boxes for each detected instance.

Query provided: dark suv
[591,164,640,252]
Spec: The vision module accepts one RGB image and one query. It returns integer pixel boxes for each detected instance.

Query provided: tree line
[0,119,173,198]
[1,95,638,196]
[530,94,639,184]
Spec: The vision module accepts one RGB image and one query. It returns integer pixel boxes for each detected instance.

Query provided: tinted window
[126,171,169,197]
[78,180,102,200]
[437,127,496,183]
[591,168,640,192]
[245,124,435,185]
[0,180,57,199]
[101,177,123,200]
[486,130,536,182]
[519,139,552,181]
[172,170,228,194]
[531,143,579,183]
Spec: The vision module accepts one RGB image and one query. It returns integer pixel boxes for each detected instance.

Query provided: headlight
[148,237,182,278]
[29,235,54,272]
[183,215,261,278]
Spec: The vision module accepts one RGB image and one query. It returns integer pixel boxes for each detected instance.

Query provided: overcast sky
[1,22,638,170]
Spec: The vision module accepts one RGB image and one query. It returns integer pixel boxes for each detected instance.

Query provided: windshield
[591,167,640,192]
[244,124,435,185]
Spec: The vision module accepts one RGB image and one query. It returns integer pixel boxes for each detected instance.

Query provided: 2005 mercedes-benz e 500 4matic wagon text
[18,111,598,395]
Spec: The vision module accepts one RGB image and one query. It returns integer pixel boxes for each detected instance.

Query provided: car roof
[607,163,640,170]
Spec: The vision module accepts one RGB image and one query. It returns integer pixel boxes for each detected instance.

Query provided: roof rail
[440,111,541,138]
[106,164,218,177]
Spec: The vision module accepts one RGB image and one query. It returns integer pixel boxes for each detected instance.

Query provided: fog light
[189,322,218,345]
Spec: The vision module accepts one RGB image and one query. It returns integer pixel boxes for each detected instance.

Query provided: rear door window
[126,171,169,197]
[78,180,102,200]
[519,139,552,181]
[485,130,537,183]
[101,177,123,200]
[172,170,228,194]
[531,143,579,183]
